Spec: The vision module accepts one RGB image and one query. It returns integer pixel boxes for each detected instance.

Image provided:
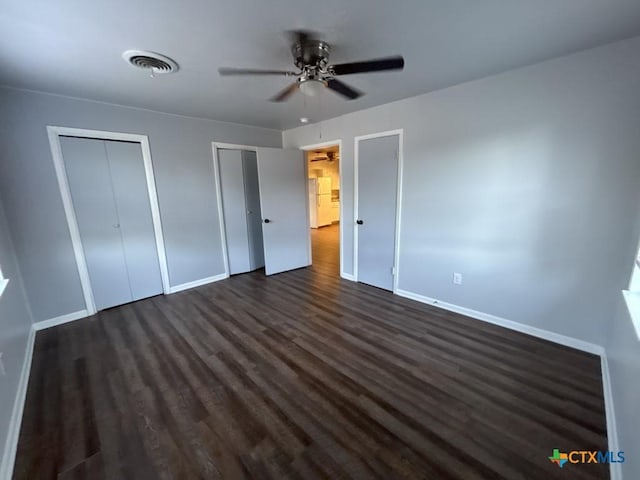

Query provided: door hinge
[391,266,396,275]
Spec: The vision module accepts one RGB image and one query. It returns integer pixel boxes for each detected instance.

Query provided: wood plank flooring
[14,224,609,479]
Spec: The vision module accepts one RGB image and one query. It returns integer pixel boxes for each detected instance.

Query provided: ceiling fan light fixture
[298,79,326,97]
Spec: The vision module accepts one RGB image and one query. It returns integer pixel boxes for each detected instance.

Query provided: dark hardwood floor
[14,223,609,479]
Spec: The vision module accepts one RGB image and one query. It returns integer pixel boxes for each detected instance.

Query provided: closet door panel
[60,136,132,310]
[218,149,251,274]
[105,140,163,300]
[242,150,265,271]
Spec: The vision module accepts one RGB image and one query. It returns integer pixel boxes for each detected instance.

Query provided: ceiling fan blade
[326,79,363,100]
[270,82,299,102]
[218,67,296,76]
[331,56,404,76]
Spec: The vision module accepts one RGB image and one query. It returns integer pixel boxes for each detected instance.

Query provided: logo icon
[549,449,569,468]
[548,449,625,467]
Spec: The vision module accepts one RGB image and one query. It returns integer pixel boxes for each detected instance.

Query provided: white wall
[284,35,640,477]
[284,36,640,345]
[0,87,281,322]
[607,295,640,477]
[606,199,640,478]
[0,196,33,478]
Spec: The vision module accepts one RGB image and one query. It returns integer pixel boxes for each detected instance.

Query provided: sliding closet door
[356,134,399,291]
[219,149,251,274]
[60,137,132,310]
[242,151,265,271]
[105,140,163,300]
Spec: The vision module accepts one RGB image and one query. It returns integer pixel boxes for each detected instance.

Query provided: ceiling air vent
[122,50,179,74]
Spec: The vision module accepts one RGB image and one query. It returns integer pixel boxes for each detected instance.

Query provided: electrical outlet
[453,273,463,285]
[0,352,5,376]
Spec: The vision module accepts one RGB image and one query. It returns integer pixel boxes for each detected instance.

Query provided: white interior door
[356,134,399,291]
[257,147,310,275]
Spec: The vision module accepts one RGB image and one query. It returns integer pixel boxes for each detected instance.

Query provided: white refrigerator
[309,177,332,228]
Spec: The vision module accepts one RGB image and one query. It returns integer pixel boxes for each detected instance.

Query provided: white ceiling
[2,0,640,130]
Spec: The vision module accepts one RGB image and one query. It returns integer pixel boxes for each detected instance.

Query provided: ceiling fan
[218,31,404,102]
[310,151,338,162]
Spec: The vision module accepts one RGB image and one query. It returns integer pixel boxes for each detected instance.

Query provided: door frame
[47,126,171,315]
[300,139,344,277]
[211,142,260,278]
[353,129,404,293]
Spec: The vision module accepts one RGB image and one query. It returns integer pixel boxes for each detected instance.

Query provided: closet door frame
[211,142,260,277]
[353,129,404,293]
[47,126,171,315]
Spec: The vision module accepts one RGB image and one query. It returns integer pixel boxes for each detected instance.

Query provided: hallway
[310,224,340,277]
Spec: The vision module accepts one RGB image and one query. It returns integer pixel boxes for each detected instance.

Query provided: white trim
[47,126,171,314]
[139,136,171,294]
[340,272,355,281]
[299,139,344,277]
[0,278,8,298]
[213,142,259,152]
[354,137,359,281]
[303,149,312,263]
[393,131,404,293]
[211,144,231,278]
[48,127,97,313]
[168,273,228,294]
[33,309,89,331]
[622,289,640,341]
[600,353,621,480]
[0,326,35,480]
[353,129,404,291]
[395,288,605,355]
[211,142,261,278]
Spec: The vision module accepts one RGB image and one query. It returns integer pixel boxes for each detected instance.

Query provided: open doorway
[304,143,341,275]
[217,148,265,276]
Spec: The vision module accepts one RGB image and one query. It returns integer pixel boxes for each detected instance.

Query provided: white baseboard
[600,354,622,480]
[0,326,35,480]
[395,289,604,355]
[340,272,355,282]
[33,309,89,331]
[168,273,228,294]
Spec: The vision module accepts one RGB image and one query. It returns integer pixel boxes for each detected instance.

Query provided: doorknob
[356,220,363,225]
[264,218,271,223]
[113,223,120,228]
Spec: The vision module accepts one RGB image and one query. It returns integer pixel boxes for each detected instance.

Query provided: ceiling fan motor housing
[292,40,330,71]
